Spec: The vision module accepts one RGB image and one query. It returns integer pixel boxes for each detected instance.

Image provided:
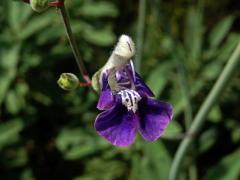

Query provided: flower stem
[169,41,240,180]
[135,0,146,73]
[57,1,91,83]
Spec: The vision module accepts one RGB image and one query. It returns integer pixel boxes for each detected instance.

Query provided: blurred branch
[169,41,240,180]
[57,1,91,83]
[135,0,146,73]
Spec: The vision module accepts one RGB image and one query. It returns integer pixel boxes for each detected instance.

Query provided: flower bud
[57,73,79,91]
[30,0,49,13]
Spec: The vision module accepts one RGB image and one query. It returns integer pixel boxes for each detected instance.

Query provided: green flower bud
[30,0,49,13]
[57,73,79,91]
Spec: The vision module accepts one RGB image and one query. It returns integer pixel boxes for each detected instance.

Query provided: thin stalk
[169,41,240,180]
[57,2,91,83]
[135,0,146,72]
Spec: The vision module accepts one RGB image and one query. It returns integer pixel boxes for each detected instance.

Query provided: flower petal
[138,97,173,141]
[135,72,155,97]
[95,104,138,146]
[97,73,114,110]
[125,63,154,97]
[97,88,114,110]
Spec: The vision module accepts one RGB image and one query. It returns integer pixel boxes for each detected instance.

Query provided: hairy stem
[57,1,91,83]
[169,41,240,180]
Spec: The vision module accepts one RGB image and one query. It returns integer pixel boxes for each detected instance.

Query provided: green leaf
[232,128,240,143]
[83,26,116,46]
[202,62,222,80]
[79,1,118,18]
[0,119,23,149]
[129,152,156,180]
[56,128,109,160]
[21,169,35,180]
[143,141,172,179]
[184,6,203,66]
[20,12,55,40]
[209,16,235,48]
[208,105,222,123]
[84,159,126,180]
[198,128,218,153]
[204,149,240,180]
[4,147,28,167]
[6,90,21,114]
[216,33,240,62]
[163,121,182,137]
[146,63,173,97]
[0,46,20,104]
[225,119,240,144]
[73,176,94,180]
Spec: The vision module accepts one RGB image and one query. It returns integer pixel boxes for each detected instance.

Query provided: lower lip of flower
[118,89,141,113]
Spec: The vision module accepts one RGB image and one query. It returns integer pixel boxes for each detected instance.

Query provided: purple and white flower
[94,62,173,147]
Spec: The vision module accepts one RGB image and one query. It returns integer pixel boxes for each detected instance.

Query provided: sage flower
[95,63,173,146]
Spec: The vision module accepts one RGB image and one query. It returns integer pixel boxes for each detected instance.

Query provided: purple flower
[95,63,173,147]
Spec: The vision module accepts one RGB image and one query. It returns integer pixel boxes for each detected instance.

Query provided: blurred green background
[0,0,240,179]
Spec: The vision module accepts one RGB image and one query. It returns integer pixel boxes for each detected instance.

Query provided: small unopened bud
[30,0,49,13]
[57,73,79,91]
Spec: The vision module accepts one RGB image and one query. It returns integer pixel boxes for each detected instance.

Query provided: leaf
[146,63,173,97]
[56,128,109,160]
[225,119,240,144]
[143,141,172,179]
[73,176,94,180]
[7,1,23,30]
[5,82,28,114]
[4,147,28,167]
[79,1,118,18]
[184,6,203,66]
[172,79,204,118]
[0,46,20,104]
[209,16,235,48]
[82,26,116,46]
[202,62,222,80]
[216,33,240,62]
[84,159,126,180]
[198,128,218,153]
[20,169,35,180]
[163,121,183,137]
[204,149,240,180]
[0,119,23,149]
[208,105,222,123]
[20,12,55,40]
[36,25,64,44]
[129,154,155,180]
[232,127,240,144]
[6,90,21,114]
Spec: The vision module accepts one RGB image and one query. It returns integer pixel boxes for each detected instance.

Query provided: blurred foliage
[0,0,240,179]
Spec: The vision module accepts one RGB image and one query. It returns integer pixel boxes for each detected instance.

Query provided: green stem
[58,2,91,83]
[169,41,240,180]
[135,0,146,72]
